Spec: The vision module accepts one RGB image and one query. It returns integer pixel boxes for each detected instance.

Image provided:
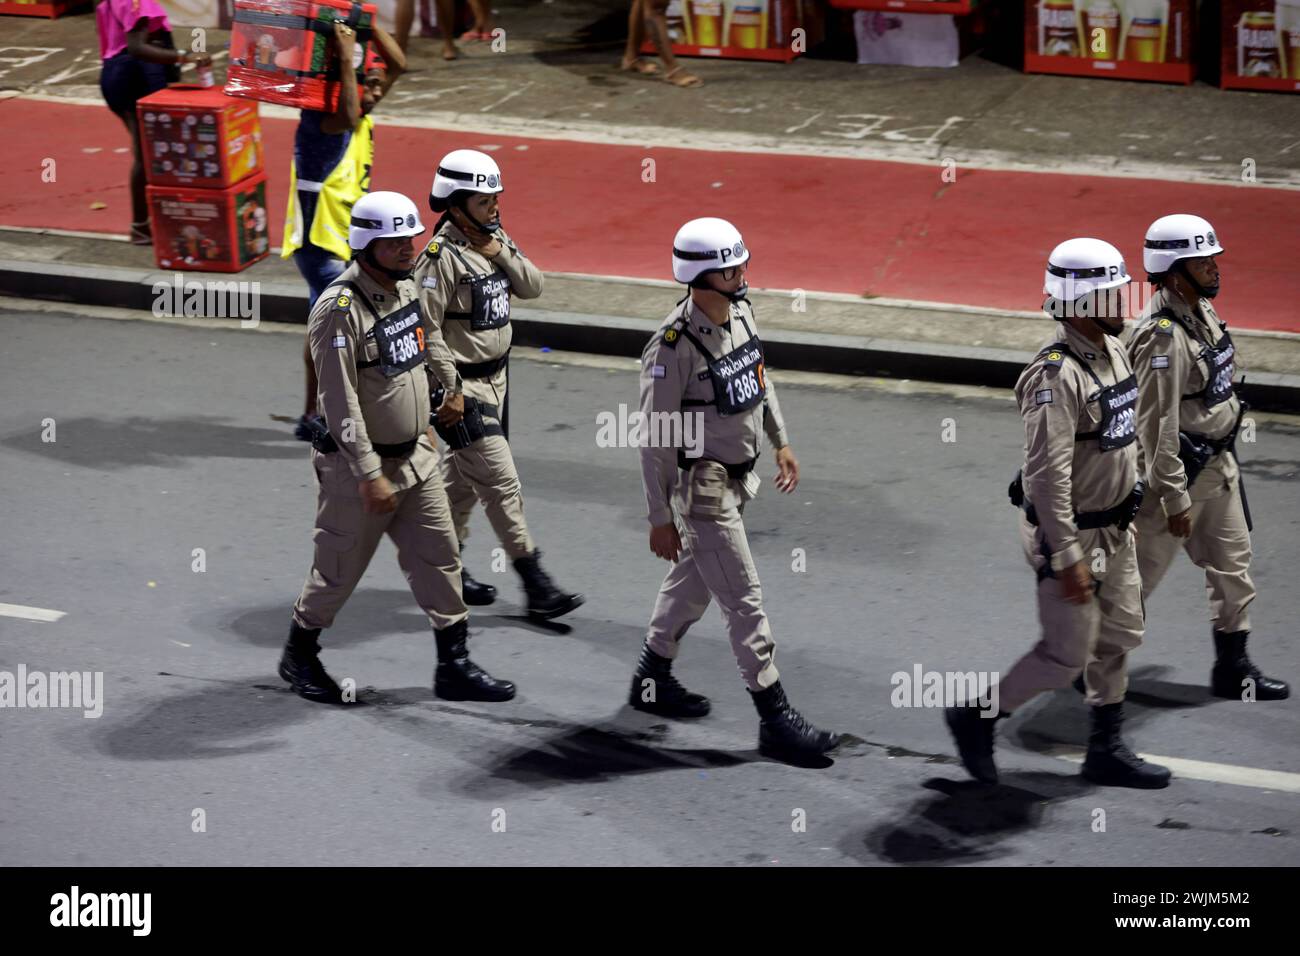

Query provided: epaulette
[660,319,684,349]
[1152,309,1176,336]
[1039,347,1066,369]
[423,239,441,260]
[331,291,353,313]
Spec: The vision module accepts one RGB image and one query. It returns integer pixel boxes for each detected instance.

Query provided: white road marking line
[171,640,191,648]
[1043,744,1300,793]
[0,603,66,623]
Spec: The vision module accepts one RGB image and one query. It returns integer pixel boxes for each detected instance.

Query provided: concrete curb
[5,258,1300,412]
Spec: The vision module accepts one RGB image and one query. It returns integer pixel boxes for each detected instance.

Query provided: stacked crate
[138,85,269,273]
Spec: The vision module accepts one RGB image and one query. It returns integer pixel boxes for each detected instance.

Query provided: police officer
[629,217,838,764]
[1127,214,1289,700]
[946,238,1171,788]
[413,149,583,621]
[280,190,515,705]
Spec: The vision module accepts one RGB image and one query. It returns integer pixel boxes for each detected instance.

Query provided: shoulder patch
[1155,317,1174,335]
[1151,355,1170,369]
[424,240,441,259]
[662,326,680,348]
[332,292,351,311]
[1034,388,1053,405]
[1042,349,1065,368]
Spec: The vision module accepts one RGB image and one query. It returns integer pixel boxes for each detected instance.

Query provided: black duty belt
[456,350,510,380]
[678,451,758,479]
[1024,481,1146,531]
[372,437,419,458]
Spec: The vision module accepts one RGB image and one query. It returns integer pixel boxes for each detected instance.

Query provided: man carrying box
[283,21,406,442]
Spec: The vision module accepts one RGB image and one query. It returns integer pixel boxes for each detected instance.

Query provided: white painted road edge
[0,603,66,623]
[1042,744,1300,794]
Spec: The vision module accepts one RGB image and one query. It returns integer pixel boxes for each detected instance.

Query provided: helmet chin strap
[363,244,413,281]
[691,270,748,302]
[454,196,500,233]
[1174,258,1219,300]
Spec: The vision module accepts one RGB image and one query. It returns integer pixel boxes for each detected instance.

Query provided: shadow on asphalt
[850,772,1093,864]
[1,416,305,468]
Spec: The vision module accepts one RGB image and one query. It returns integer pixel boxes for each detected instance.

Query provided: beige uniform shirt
[640,297,790,527]
[413,220,544,405]
[1126,287,1242,518]
[308,261,437,490]
[1014,323,1141,571]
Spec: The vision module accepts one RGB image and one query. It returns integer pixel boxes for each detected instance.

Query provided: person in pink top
[95,0,212,245]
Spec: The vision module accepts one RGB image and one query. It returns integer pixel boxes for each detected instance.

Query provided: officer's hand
[468,231,503,258]
[649,523,682,563]
[1167,507,1192,538]
[774,445,799,493]
[1060,560,1095,606]
[360,475,397,514]
[436,391,465,427]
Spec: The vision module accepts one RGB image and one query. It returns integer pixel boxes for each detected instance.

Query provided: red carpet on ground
[6,97,1299,332]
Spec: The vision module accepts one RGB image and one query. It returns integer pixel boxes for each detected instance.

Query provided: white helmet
[672,217,750,284]
[1043,237,1130,301]
[430,149,503,211]
[1143,214,1224,276]
[348,190,425,251]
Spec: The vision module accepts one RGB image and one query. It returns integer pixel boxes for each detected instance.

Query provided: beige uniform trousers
[440,430,535,561]
[999,525,1145,710]
[1133,464,1255,634]
[646,461,779,692]
[293,452,467,633]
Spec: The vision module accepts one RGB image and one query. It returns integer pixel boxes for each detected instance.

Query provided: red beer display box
[225,0,377,111]
[146,172,272,273]
[0,0,87,17]
[1024,0,1194,84]
[640,0,804,63]
[137,86,264,189]
[1221,0,1300,93]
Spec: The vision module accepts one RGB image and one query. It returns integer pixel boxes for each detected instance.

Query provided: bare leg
[436,0,458,58]
[467,0,493,36]
[120,112,150,233]
[394,0,414,52]
[646,0,700,86]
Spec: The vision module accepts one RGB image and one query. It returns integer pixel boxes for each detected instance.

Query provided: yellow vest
[282,114,374,261]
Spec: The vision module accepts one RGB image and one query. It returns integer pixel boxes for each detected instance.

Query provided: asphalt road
[0,303,1297,866]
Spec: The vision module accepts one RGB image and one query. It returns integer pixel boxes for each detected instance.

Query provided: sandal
[620,56,661,75]
[664,66,702,88]
[129,220,153,245]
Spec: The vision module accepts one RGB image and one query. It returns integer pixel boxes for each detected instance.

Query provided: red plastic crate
[138,85,264,189]
[1023,0,1194,85]
[1221,0,1300,93]
[147,172,271,273]
[225,0,377,112]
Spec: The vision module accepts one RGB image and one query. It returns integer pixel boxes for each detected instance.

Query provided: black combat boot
[1211,629,1290,700]
[278,622,345,704]
[1081,702,1172,788]
[433,619,516,702]
[749,681,840,761]
[627,644,711,718]
[944,703,1001,784]
[461,564,497,607]
[512,550,584,620]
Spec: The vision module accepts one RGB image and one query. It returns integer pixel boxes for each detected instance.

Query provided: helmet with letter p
[348,190,425,279]
[1043,237,1130,333]
[672,217,751,300]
